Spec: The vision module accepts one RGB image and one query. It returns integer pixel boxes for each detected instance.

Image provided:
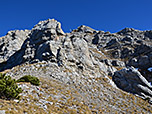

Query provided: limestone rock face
[0,30,30,63]
[0,19,66,70]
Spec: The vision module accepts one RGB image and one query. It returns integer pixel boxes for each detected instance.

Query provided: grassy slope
[0,72,152,114]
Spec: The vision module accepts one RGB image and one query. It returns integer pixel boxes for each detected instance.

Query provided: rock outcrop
[113,67,152,100]
[0,30,30,63]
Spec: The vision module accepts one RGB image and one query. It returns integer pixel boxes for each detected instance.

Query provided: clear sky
[0,0,152,37]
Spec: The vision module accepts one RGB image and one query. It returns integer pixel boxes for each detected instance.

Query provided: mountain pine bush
[0,73,22,99]
[17,75,40,86]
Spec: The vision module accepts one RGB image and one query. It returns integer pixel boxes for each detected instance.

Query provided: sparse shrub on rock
[17,75,40,86]
[0,73,22,99]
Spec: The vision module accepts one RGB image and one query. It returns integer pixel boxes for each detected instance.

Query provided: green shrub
[17,75,40,86]
[0,73,22,99]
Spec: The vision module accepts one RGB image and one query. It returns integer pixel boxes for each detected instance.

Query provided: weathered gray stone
[98,61,117,76]
[35,41,54,60]
[113,67,152,98]
[33,19,64,35]
[72,38,93,67]
[0,30,30,63]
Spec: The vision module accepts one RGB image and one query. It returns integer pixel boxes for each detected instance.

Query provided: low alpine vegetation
[17,75,40,86]
[0,73,22,99]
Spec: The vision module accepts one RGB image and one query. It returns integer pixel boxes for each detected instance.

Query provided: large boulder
[113,67,152,99]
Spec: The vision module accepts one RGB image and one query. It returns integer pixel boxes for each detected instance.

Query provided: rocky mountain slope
[0,19,152,113]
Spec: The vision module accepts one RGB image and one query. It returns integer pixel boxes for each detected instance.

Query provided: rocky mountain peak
[33,19,65,35]
[1,19,152,113]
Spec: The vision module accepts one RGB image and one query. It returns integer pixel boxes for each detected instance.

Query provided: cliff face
[1,19,152,113]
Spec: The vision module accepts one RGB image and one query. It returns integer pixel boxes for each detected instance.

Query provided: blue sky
[0,0,152,37]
